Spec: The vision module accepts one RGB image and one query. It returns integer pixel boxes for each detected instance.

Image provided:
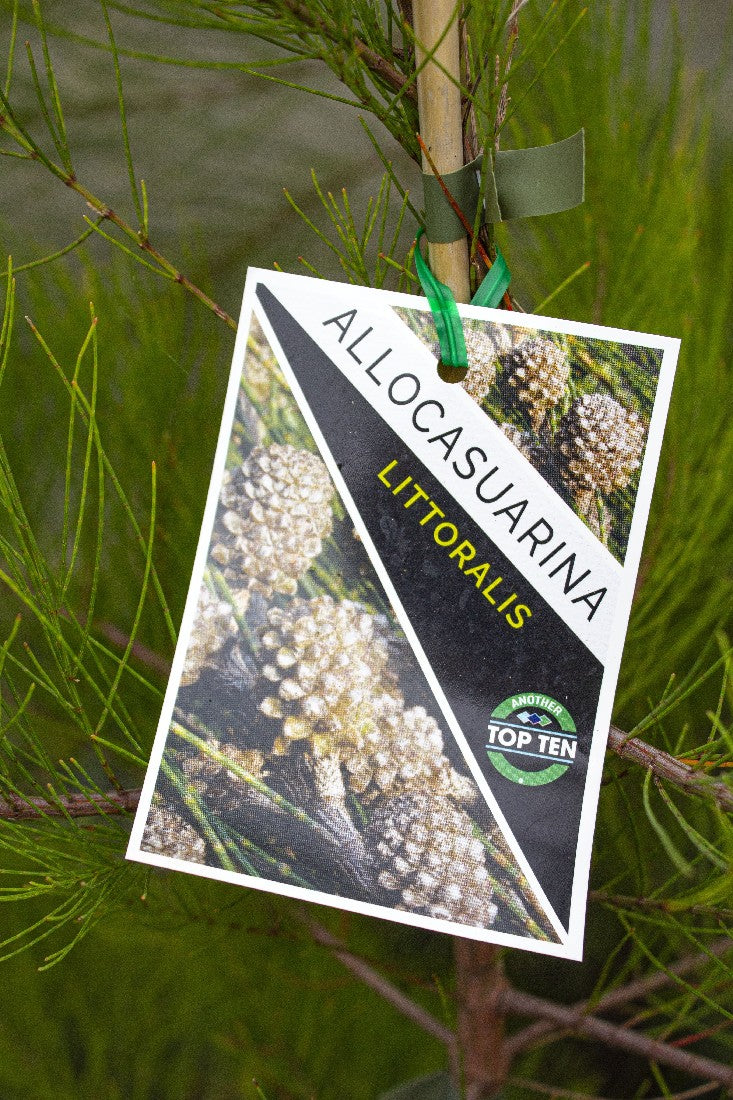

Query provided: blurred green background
[0,2,731,1097]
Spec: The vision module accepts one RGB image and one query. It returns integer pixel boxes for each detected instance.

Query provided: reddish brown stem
[499,986,733,1090]
[455,939,510,1099]
[303,915,458,1076]
[590,891,733,922]
[608,725,733,812]
[275,0,415,101]
[0,788,141,821]
[307,921,733,1092]
[507,938,732,1056]
[67,177,237,330]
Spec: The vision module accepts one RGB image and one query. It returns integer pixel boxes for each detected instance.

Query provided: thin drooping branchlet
[0,4,731,1093]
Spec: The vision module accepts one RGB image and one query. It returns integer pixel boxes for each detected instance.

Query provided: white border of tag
[127,269,679,961]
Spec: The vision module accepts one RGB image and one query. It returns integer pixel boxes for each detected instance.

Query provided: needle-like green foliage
[0,0,730,1096]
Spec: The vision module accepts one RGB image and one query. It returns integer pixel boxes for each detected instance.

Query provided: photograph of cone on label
[396,307,651,559]
[127,270,679,959]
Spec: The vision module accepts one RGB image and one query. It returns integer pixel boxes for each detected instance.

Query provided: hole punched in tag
[437,361,468,384]
[414,228,469,382]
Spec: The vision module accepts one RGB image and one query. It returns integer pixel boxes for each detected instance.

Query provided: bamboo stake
[412,0,471,303]
[412,2,508,1096]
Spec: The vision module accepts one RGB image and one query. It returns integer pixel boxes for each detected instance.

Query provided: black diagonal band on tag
[257,283,604,929]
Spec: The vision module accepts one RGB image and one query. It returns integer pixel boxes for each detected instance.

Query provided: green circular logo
[486,693,577,786]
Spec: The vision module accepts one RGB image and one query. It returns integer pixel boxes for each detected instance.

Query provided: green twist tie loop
[414,227,468,380]
[471,248,511,309]
[414,228,512,382]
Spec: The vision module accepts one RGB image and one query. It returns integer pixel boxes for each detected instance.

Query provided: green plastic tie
[414,228,511,381]
[414,227,468,377]
[471,249,511,309]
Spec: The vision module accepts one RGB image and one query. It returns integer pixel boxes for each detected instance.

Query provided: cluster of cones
[401,310,648,545]
[144,437,549,937]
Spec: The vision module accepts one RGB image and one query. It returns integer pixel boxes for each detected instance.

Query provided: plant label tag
[127,269,679,959]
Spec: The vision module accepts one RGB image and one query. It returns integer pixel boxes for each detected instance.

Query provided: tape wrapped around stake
[414,227,511,381]
[423,130,585,244]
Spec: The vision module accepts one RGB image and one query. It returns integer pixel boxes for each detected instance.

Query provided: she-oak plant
[0,1,731,1098]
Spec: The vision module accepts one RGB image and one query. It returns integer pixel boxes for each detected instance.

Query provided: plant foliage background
[0,1,730,1097]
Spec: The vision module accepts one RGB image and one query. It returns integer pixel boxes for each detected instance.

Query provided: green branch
[0,86,236,330]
